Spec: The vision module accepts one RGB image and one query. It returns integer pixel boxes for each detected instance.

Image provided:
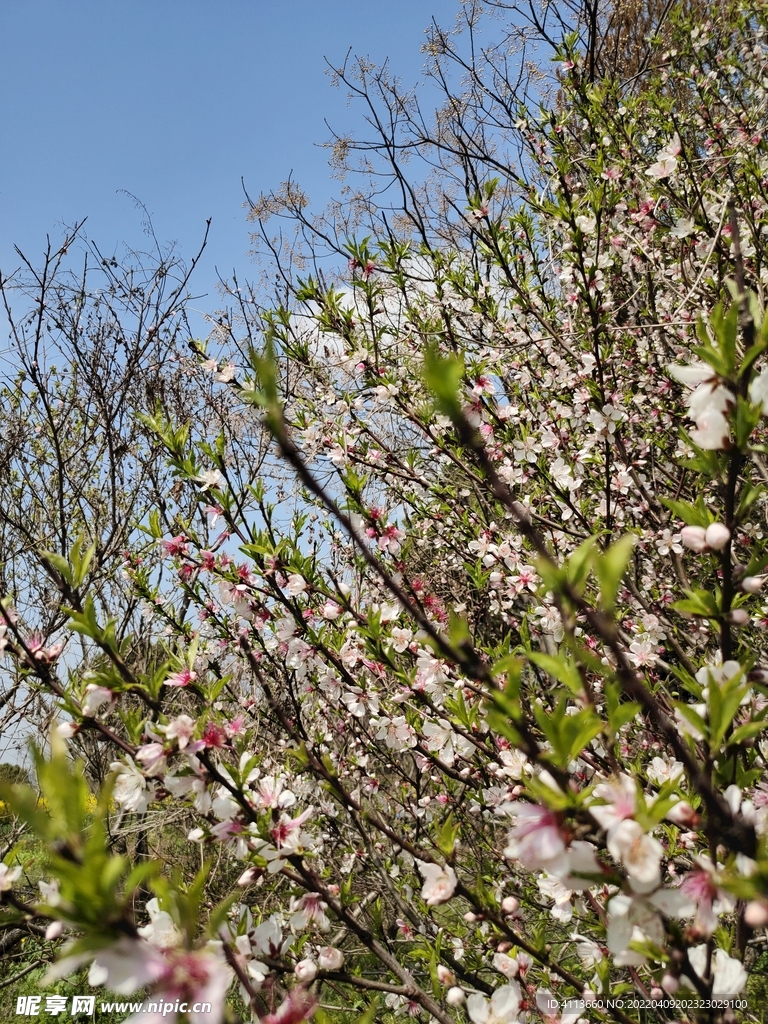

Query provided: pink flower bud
[705,522,731,551]
[727,608,749,625]
[742,576,766,593]
[501,896,519,915]
[45,921,64,940]
[680,526,708,552]
[294,959,318,983]
[661,973,679,994]
[665,801,698,827]
[319,601,342,620]
[446,987,466,1007]
[436,965,455,986]
[745,900,768,928]
[317,947,345,972]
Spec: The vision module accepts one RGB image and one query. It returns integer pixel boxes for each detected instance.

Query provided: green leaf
[608,701,642,732]
[70,533,97,589]
[447,610,472,648]
[660,497,709,527]
[353,998,381,1024]
[565,535,600,592]
[435,813,460,858]
[671,589,719,618]
[729,718,768,745]
[529,651,583,695]
[423,346,464,419]
[595,533,636,610]
[41,551,73,587]
[709,676,748,749]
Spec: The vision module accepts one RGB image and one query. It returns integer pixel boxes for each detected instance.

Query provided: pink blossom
[590,774,637,831]
[286,574,307,596]
[683,945,747,998]
[504,804,568,875]
[466,983,521,1024]
[0,863,21,892]
[607,819,664,893]
[677,858,734,935]
[136,743,168,777]
[201,721,228,748]
[259,987,318,1024]
[255,775,296,810]
[110,758,153,814]
[646,156,678,179]
[165,668,198,688]
[136,898,182,949]
[160,715,196,750]
[742,575,766,593]
[417,862,458,905]
[289,892,330,932]
[160,535,189,558]
[82,684,116,717]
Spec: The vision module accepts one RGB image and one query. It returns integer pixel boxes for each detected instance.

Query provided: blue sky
[1,1,458,320]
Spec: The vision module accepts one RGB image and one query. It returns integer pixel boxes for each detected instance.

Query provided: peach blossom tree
[3,3,768,1023]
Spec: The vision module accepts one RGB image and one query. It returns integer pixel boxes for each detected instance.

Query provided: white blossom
[417,862,458,905]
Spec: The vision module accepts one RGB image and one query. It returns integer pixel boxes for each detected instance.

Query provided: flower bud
[726,609,749,626]
[320,601,342,620]
[318,947,345,972]
[446,987,466,1007]
[295,959,318,983]
[705,522,731,551]
[436,965,455,986]
[680,526,708,552]
[501,896,519,915]
[665,801,699,827]
[45,921,64,940]
[745,900,768,928]
[661,973,679,994]
[742,576,766,593]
